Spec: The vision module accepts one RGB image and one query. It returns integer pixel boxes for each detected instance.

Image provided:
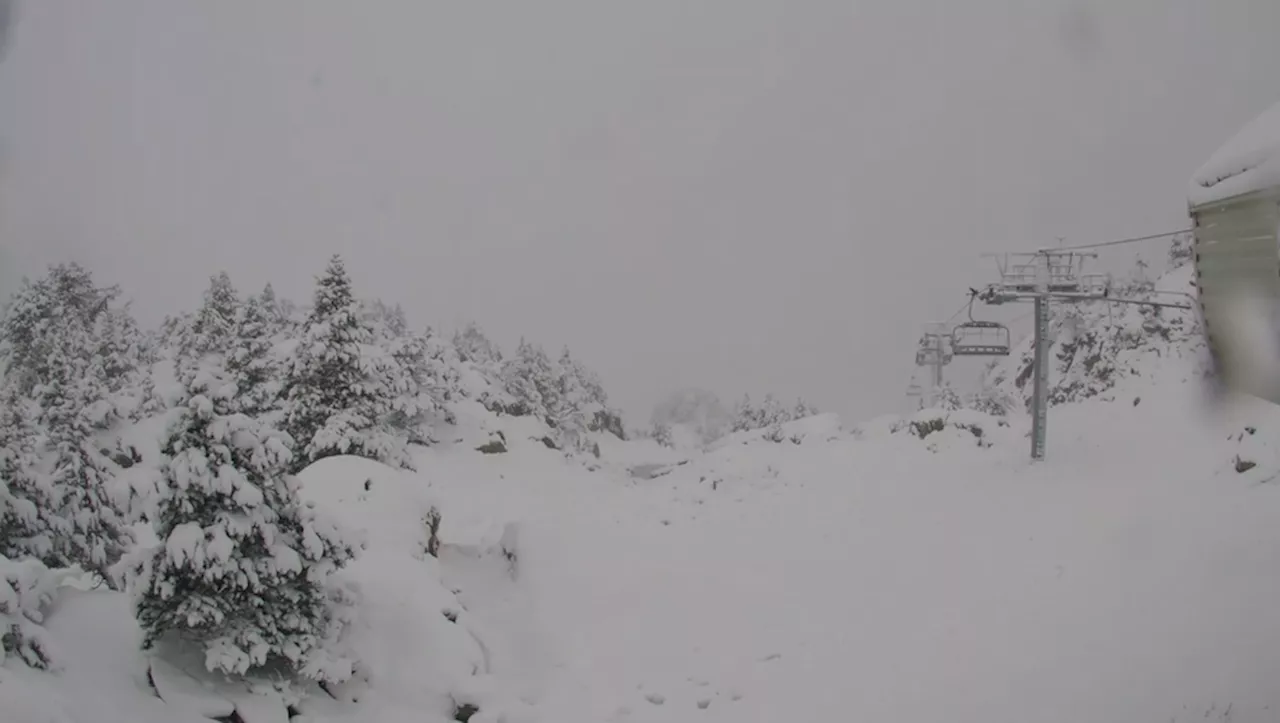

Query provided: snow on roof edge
[1189,98,1280,208]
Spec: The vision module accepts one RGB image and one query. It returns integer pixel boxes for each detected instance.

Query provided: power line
[1037,227,1193,253]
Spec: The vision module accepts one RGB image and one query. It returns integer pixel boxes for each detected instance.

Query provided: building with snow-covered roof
[1189,99,1280,378]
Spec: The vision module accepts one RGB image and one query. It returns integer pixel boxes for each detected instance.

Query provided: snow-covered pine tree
[226,294,281,419]
[129,362,357,678]
[453,322,503,366]
[501,339,558,420]
[93,301,160,419]
[257,282,289,338]
[420,329,461,412]
[758,394,789,427]
[282,255,406,474]
[0,385,46,562]
[730,394,759,433]
[35,324,129,584]
[157,312,193,355]
[0,263,120,394]
[650,421,674,448]
[178,272,239,376]
[364,302,439,447]
[0,263,131,580]
[561,350,625,440]
[551,347,590,452]
[451,322,512,412]
[792,398,817,421]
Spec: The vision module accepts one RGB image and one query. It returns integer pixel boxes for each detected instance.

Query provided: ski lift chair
[950,320,1011,356]
[950,293,1011,356]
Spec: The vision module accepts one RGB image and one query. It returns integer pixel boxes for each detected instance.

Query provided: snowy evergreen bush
[730,393,818,433]
[651,422,674,448]
[129,362,358,679]
[0,554,72,670]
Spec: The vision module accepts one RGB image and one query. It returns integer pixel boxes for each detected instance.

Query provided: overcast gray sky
[1,1,1278,422]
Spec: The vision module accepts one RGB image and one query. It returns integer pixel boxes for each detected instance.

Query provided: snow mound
[706,412,845,451]
[0,589,211,723]
[0,555,73,672]
[294,455,514,723]
[1191,97,1280,207]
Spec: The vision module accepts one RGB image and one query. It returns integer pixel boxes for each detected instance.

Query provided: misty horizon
[1,0,1277,422]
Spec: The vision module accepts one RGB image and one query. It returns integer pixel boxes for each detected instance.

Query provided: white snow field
[6,271,1280,722]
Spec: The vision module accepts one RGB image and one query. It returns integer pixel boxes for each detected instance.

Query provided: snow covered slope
[986,262,1204,411]
[8,277,1280,722]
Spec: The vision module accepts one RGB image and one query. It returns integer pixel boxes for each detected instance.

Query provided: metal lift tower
[979,250,1191,461]
[914,322,953,407]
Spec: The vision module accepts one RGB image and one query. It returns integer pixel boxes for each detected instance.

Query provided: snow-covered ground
[7,273,1280,722]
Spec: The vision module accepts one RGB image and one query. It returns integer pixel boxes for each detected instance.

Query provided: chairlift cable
[1036,228,1193,253]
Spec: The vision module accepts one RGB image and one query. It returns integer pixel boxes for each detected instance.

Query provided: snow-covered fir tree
[0,385,43,562]
[453,322,503,367]
[93,302,160,419]
[362,300,446,446]
[650,421,674,448]
[451,322,515,413]
[33,322,129,583]
[792,398,818,420]
[0,264,133,582]
[282,255,408,474]
[1,263,120,394]
[420,329,462,412]
[129,362,357,678]
[502,339,558,420]
[551,347,592,452]
[177,272,239,376]
[225,294,281,419]
[730,394,762,433]
[757,393,789,427]
[257,282,291,338]
[564,350,626,440]
[729,392,813,433]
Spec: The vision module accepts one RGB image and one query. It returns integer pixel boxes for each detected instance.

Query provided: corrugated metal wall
[1192,192,1280,372]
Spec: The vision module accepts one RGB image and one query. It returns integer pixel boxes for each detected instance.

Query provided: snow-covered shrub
[730,393,819,433]
[651,422,674,448]
[0,555,73,670]
[129,363,359,680]
[890,409,1011,451]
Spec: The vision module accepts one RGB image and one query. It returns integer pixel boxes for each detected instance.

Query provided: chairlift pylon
[950,292,1011,356]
